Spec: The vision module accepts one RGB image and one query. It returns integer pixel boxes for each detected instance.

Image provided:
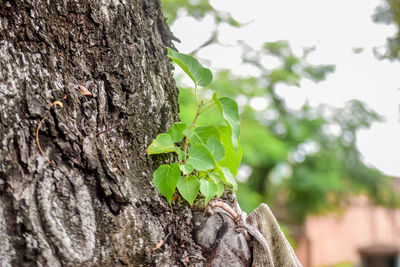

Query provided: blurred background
[161,1,400,266]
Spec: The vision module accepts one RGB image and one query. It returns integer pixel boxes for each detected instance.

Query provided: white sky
[171,0,400,177]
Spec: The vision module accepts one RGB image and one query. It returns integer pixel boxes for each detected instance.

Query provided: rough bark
[0,0,205,266]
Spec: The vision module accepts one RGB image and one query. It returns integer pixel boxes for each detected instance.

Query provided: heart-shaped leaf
[187,144,215,171]
[147,133,177,154]
[221,167,238,191]
[153,163,181,204]
[209,172,222,184]
[213,95,240,152]
[177,175,200,205]
[168,122,187,143]
[177,148,186,162]
[168,48,213,87]
[216,181,225,197]
[200,179,218,204]
[217,126,242,175]
[209,173,225,197]
[180,163,194,175]
[184,126,220,146]
[206,137,225,161]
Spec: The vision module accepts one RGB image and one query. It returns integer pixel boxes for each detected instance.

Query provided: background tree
[162,0,400,228]
[373,0,400,60]
[0,0,205,265]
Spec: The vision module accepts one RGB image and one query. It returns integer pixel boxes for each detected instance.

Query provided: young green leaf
[184,126,220,145]
[153,163,181,204]
[213,95,240,152]
[206,137,225,161]
[177,175,200,205]
[216,181,225,197]
[200,179,218,204]
[177,148,186,162]
[209,172,222,184]
[168,48,213,87]
[187,144,215,171]
[209,172,225,196]
[168,122,187,143]
[221,167,238,191]
[217,126,242,175]
[147,133,177,154]
[180,163,194,175]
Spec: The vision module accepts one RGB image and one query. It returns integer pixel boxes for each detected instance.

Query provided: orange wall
[295,196,400,266]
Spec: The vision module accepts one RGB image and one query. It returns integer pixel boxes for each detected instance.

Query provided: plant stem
[183,138,189,163]
[183,101,203,163]
[203,98,214,105]
[199,102,216,115]
[190,102,203,130]
[194,84,199,105]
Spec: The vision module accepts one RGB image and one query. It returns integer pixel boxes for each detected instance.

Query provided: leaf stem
[203,98,214,105]
[183,101,204,163]
[190,101,203,130]
[199,102,216,115]
[194,84,199,106]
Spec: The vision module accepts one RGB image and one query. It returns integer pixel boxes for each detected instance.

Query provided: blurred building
[295,179,400,267]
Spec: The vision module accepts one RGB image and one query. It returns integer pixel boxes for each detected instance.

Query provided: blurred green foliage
[161,0,240,27]
[373,0,400,60]
[162,0,400,224]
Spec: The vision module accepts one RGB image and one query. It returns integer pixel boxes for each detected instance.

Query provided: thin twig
[35,100,63,165]
[199,102,216,115]
[194,84,199,106]
[189,103,203,130]
[189,30,218,55]
[36,116,51,164]
[96,121,123,136]
[183,102,204,162]
[152,232,171,252]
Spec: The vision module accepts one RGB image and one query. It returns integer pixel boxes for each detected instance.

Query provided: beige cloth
[246,203,302,267]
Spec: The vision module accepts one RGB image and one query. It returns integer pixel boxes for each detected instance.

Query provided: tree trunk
[0,0,205,265]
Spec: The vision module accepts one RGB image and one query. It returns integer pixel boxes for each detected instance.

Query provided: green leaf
[209,173,225,197]
[221,167,238,191]
[216,181,225,197]
[184,126,220,145]
[168,48,213,87]
[209,172,222,184]
[180,163,194,175]
[213,95,240,152]
[206,137,225,161]
[187,144,215,171]
[177,175,200,205]
[177,148,186,162]
[153,163,181,204]
[263,40,289,55]
[147,133,178,154]
[217,126,242,175]
[168,122,187,143]
[270,69,300,85]
[303,65,335,82]
[200,179,218,204]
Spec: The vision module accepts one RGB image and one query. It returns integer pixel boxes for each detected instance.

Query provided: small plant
[147,48,242,205]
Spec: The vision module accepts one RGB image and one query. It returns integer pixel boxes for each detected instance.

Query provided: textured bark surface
[0,0,205,266]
